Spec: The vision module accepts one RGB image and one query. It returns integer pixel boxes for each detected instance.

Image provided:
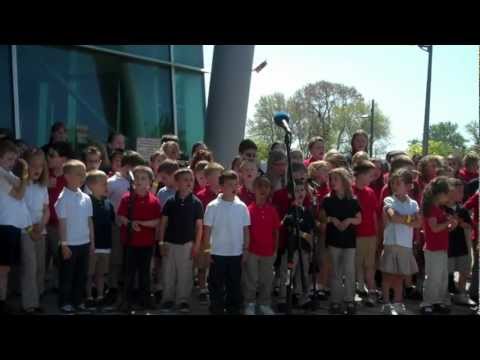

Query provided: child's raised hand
[61,245,72,260]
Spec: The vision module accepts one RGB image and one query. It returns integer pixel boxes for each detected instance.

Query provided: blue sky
[203,45,478,151]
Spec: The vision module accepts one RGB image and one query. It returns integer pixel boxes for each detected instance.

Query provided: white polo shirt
[107,172,130,213]
[0,169,32,229]
[24,183,49,234]
[54,187,93,246]
[204,195,251,256]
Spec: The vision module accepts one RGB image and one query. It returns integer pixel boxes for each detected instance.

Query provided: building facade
[0,45,206,156]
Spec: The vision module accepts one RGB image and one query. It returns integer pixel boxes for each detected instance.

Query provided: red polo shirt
[353,185,378,237]
[48,170,66,226]
[423,205,449,251]
[248,202,281,257]
[193,180,204,195]
[195,185,218,209]
[238,185,256,207]
[458,168,478,184]
[304,156,322,168]
[117,191,162,247]
[464,191,479,242]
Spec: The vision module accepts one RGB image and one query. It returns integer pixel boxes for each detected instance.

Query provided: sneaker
[315,289,328,300]
[154,290,163,304]
[85,298,97,310]
[198,290,209,305]
[75,304,90,314]
[276,303,288,314]
[433,303,451,314]
[420,306,434,315]
[103,288,118,307]
[329,303,342,314]
[393,303,409,315]
[356,283,368,297]
[382,303,395,315]
[453,293,477,307]
[364,292,376,307]
[272,286,280,297]
[258,305,275,315]
[178,302,191,314]
[345,302,356,315]
[60,304,76,314]
[244,302,256,315]
[160,301,175,313]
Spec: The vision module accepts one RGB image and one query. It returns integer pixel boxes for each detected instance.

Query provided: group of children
[0,126,478,316]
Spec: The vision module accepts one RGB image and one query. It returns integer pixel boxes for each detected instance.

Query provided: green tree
[465,120,479,147]
[247,81,391,156]
[430,121,467,151]
[407,139,455,157]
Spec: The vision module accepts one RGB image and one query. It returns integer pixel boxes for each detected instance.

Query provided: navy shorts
[0,225,21,267]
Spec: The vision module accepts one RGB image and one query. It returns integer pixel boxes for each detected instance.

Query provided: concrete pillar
[205,45,255,168]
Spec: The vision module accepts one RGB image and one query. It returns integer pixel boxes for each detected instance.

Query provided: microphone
[273,112,292,134]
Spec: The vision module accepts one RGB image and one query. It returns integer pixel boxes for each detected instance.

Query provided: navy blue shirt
[163,192,204,245]
[89,195,115,251]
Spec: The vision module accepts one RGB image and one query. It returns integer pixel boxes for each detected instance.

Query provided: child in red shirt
[304,136,325,168]
[420,176,457,315]
[195,162,224,303]
[352,160,378,306]
[458,152,479,187]
[307,160,330,298]
[45,142,71,291]
[243,176,280,315]
[193,160,209,195]
[117,166,162,313]
[238,159,258,207]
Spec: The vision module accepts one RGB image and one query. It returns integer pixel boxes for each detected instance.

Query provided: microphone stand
[283,131,307,315]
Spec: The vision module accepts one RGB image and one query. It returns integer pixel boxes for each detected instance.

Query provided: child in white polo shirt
[0,140,32,315]
[204,170,251,315]
[55,160,94,314]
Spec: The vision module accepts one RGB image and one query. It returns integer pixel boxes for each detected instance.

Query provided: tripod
[282,131,308,315]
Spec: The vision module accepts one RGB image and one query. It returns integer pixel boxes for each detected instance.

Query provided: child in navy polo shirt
[84,170,115,310]
[238,159,258,207]
[117,166,162,313]
[243,176,280,315]
[159,168,203,314]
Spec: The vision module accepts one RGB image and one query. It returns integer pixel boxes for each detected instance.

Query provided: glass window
[97,45,170,61]
[0,46,13,135]
[16,45,173,151]
[173,45,204,68]
[175,69,205,156]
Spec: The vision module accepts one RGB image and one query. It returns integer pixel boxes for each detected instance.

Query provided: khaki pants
[329,246,356,303]
[243,252,275,305]
[421,250,450,307]
[162,242,193,305]
[278,250,310,305]
[356,236,377,288]
[20,232,45,310]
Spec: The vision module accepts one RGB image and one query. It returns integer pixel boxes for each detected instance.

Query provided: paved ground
[6,285,477,316]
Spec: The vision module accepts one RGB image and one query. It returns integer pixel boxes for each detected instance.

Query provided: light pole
[360,99,375,156]
[418,45,433,156]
